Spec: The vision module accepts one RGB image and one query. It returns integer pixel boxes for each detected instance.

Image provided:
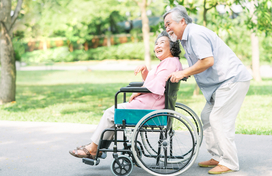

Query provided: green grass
[0,70,271,135]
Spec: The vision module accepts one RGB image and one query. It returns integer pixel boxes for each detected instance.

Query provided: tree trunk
[84,42,88,51]
[138,0,151,70]
[194,0,209,96]
[203,0,207,27]
[43,39,47,51]
[193,0,218,96]
[0,0,22,104]
[250,0,262,82]
[0,1,16,104]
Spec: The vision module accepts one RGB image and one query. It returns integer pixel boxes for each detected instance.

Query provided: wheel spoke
[131,110,201,175]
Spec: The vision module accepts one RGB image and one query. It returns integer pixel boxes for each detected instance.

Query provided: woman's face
[154,36,173,61]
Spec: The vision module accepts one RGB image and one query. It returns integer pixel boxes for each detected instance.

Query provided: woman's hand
[134,65,147,76]
[129,93,141,103]
[134,65,148,80]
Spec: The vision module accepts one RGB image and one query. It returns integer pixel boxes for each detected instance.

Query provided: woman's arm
[129,93,141,102]
[134,65,149,81]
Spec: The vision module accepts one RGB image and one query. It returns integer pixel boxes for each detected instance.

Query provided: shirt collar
[181,23,192,41]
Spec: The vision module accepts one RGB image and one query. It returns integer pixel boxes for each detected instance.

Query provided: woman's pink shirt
[126,57,182,110]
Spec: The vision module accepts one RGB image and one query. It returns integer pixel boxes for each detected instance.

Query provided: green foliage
[260,35,272,63]
[20,42,157,64]
[12,0,272,66]
[21,47,71,63]
[209,10,235,36]
[12,37,26,62]
[243,0,272,35]
[87,42,156,61]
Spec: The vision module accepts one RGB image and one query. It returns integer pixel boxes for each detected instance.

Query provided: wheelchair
[82,78,203,176]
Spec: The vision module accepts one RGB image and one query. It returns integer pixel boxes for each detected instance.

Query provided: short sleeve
[143,58,182,95]
[190,32,213,60]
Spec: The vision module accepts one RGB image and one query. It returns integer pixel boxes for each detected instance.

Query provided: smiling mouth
[156,50,163,54]
[168,31,174,36]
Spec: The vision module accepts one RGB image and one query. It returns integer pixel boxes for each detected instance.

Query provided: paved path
[1,120,272,176]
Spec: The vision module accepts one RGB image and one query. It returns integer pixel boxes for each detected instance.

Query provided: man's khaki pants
[201,81,250,171]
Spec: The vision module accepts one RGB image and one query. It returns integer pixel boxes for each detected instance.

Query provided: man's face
[164,13,184,41]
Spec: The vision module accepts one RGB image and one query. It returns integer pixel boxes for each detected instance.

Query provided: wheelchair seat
[114,79,180,126]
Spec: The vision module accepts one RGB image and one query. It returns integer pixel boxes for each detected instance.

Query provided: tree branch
[0,21,13,46]
[206,2,218,11]
[10,0,23,31]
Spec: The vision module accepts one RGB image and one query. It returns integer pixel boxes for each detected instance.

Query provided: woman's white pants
[201,81,250,171]
[91,103,127,144]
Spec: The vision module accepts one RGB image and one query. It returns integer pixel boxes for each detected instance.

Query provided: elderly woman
[69,31,182,159]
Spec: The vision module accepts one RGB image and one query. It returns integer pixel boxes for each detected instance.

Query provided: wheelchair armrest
[120,87,151,93]
[128,82,144,87]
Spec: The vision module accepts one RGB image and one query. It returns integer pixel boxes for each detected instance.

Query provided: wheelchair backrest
[164,79,180,111]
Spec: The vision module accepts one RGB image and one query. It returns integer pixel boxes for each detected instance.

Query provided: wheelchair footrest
[82,158,100,166]
[82,152,107,166]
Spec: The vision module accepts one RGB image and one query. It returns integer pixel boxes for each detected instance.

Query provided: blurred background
[0,0,271,134]
[8,0,271,71]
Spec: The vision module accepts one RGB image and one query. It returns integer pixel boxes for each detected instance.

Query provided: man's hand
[168,57,214,83]
[129,93,141,103]
[168,71,186,83]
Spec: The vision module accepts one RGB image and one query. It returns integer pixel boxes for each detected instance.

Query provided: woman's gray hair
[163,5,192,24]
[155,31,181,58]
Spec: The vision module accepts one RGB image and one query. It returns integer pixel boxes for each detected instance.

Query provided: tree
[250,0,261,81]
[203,0,218,27]
[15,0,128,51]
[134,0,152,70]
[0,0,23,104]
[236,0,272,81]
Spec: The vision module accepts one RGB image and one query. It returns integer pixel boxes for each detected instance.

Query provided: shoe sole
[198,163,218,168]
[69,150,103,159]
[208,170,234,174]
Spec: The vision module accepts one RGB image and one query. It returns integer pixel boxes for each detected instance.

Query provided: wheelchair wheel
[175,102,203,145]
[111,155,133,176]
[131,110,200,176]
[139,103,203,161]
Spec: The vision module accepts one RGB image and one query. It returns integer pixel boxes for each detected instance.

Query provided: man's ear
[180,18,185,25]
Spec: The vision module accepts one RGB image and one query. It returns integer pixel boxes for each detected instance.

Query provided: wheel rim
[131,110,200,176]
[111,155,133,176]
[175,102,203,145]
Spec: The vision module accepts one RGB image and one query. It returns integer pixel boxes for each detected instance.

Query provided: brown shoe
[208,164,233,174]
[198,159,219,168]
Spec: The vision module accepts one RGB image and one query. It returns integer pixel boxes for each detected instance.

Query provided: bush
[13,38,26,62]
[21,47,71,64]
[20,42,158,64]
[87,42,156,60]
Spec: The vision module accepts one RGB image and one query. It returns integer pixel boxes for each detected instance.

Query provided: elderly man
[164,5,252,175]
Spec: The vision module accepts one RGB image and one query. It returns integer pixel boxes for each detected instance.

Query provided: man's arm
[169,56,214,82]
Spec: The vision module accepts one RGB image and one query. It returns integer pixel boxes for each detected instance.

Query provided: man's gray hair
[163,5,192,24]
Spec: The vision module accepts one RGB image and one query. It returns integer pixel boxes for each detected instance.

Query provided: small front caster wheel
[111,155,133,176]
